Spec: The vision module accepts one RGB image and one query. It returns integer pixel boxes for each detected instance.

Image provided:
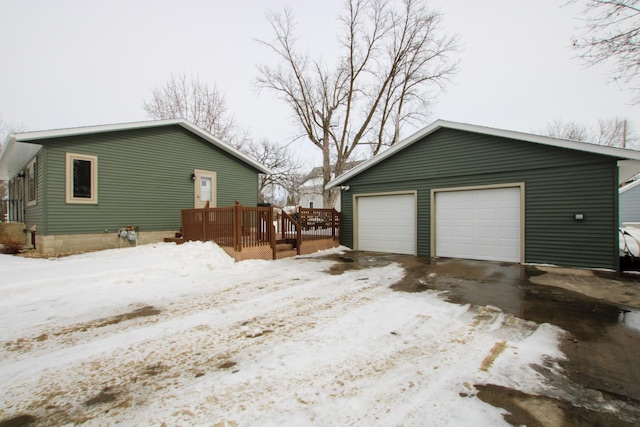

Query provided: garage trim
[353,190,418,254]
[430,183,525,262]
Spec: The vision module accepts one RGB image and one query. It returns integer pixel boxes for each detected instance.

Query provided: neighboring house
[299,162,362,211]
[327,120,640,271]
[0,119,271,255]
[620,179,640,225]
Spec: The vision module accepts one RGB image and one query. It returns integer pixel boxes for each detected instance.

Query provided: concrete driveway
[325,252,640,426]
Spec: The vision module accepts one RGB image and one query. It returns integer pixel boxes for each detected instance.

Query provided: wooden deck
[167,203,341,261]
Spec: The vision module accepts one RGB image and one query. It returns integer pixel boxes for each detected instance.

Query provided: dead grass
[0,235,24,254]
[480,341,507,372]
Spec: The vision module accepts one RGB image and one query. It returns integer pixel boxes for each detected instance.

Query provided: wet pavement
[323,252,640,426]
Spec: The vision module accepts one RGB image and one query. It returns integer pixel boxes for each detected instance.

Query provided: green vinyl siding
[341,128,619,270]
[23,149,45,229]
[36,125,259,235]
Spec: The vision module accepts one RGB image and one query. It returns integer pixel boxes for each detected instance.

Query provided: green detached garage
[327,120,640,271]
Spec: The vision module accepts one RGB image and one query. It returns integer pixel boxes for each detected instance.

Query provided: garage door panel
[357,194,416,255]
[436,187,521,263]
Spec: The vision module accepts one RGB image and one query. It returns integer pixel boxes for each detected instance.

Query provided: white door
[194,170,217,208]
[435,187,521,262]
[357,193,416,255]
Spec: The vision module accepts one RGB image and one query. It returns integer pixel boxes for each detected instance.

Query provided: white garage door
[357,193,416,255]
[435,187,521,262]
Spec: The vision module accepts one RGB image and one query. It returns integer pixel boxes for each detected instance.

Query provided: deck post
[234,201,242,252]
[331,209,336,239]
[296,207,302,255]
[201,207,206,242]
[269,206,276,260]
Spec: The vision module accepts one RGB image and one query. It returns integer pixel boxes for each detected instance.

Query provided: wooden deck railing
[181,202,275,253]
[299,207,341,242]
[180,203,341,258]
[278,210,302,250]
[238,205,276,252]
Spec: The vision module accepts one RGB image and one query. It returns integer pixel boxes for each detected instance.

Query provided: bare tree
[143,73,249,148]
[243,139,303,203]
[569,0,640,101]
[543,118,590,141]
[542,117,637,148]
[595,117,634,146]
[0,116,15,219]
[142,76,301,202]
[256,0,459,207]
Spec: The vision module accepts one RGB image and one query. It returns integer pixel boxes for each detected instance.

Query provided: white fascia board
[0,135,42,180]
[176,121,273,175]
[620,177,640,194]
[326,119,640,189]
[11,119,273,175]
[619,160,640,185]
[12,119,180,141]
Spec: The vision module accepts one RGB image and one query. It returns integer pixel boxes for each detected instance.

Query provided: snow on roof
[327,119,640,189]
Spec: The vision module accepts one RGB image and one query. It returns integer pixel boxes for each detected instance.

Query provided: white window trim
[66,152,98,204]
[193,169,217,208]
[26,158,37,206]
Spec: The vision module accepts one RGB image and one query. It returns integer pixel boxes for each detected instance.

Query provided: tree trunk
[322,133,332,208]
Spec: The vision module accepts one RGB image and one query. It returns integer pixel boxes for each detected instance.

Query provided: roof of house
[300,161,364,190]
[327,119,640,189]
[620,179,640,194]
[0,119,273,180]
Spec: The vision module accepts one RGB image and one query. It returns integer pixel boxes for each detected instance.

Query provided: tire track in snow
[86,294,543,426]
[149,300,538,426]
[0,258,336,361]
[0,262,405,425]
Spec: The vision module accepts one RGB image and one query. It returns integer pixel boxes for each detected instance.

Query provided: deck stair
[275,239,298,259]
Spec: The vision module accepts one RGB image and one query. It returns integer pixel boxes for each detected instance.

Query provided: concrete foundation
[35,230,180,256]
[0,223,29,247]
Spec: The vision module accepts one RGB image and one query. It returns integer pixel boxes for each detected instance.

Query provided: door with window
[194,170,217,208]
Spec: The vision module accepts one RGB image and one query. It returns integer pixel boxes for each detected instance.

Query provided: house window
[66,153,98,204]
[26,158,37,206]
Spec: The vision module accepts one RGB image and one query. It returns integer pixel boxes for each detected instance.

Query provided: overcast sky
[1,0,637,167]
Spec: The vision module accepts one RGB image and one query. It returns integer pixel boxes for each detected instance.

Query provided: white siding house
[620,180,640,225]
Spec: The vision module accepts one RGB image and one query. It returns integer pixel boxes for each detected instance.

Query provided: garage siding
[340,128,619,270]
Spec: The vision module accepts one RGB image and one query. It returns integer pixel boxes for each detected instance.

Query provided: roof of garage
[327,120,640,188]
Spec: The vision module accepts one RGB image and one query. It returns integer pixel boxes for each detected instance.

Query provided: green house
[0,119,271,255]
[327,120,640,271]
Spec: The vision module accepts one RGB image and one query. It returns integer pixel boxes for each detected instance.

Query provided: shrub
[0,235,24,254]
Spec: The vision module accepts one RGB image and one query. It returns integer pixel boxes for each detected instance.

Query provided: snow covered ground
[0,242,567,426]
